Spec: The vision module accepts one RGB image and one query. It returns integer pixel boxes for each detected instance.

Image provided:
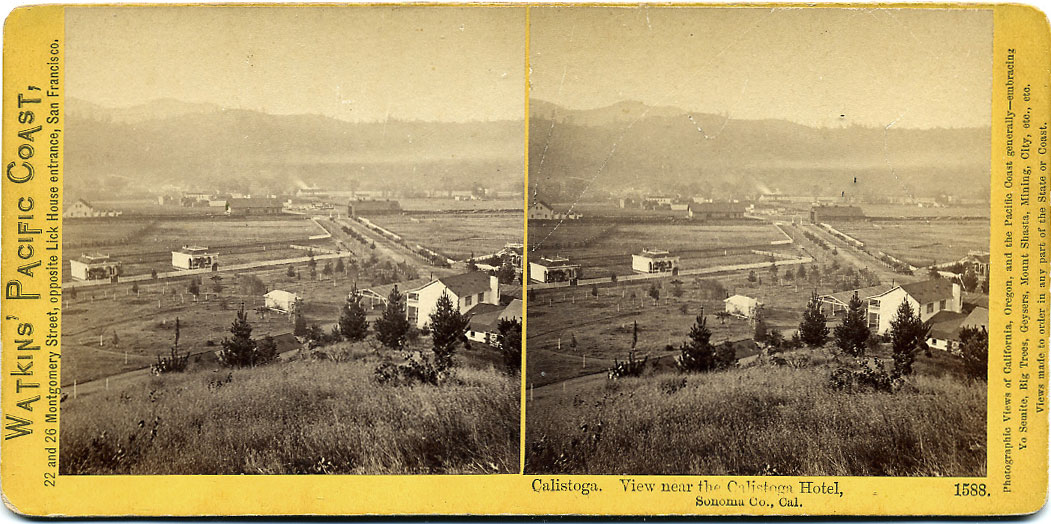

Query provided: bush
[959,326,988,381]
[608,350,648,379]
[827,358,903,394]
[373,351,442,386]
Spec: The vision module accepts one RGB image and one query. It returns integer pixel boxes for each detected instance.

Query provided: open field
[530,222,788,276]
[370,213,521,260]
[526,263,863,388]
[64,216,332,278]
[61,341,519,475]
[61,252,425,384]
[830,221,989,267]
[526,345,986,476]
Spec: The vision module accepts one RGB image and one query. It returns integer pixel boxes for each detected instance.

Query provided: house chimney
[489,275,499,304]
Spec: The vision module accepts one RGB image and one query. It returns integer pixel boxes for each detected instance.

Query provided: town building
[171,246,218,270]
[867,278,962,335]
[687,202,746,220]
[632,249,679,274]
[809,204,865,223]
[529,196,581,221]
[347,199,402,216]
[467,299,522,345]
[64,199,123,218]
[226,198,283,216]
[816,284,896,317]
[724,294,762,319]
[69,254,122,281]
[528,256,582,283]
[264,290,301,314]
[404,271,501,329]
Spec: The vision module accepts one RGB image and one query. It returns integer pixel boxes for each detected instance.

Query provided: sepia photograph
[525,7,992,476]
[58,6,525,475]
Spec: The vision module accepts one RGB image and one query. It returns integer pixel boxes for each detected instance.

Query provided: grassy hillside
[526,347,986,476]
[61,343,519,475]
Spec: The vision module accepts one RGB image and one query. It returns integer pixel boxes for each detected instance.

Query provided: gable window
[465,295,473,306]
[939,299,946,310]
[478,292,485,304]
[927,303,934,314]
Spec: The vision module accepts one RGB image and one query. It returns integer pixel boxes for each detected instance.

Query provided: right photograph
[525,7,992,476]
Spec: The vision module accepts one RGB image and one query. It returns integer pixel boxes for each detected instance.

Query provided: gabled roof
[364,277,432,302]
[961,307,988,330]
[821,284,896,306]
[466,303,505,332]
[72,198,93,207]
[264,290,299,302]
[436,271,492,297]
[900,278,956,304]
[929,311,968,340]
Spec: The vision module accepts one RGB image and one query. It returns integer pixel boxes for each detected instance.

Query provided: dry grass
[526,347,986,476]
[61,344,520,475]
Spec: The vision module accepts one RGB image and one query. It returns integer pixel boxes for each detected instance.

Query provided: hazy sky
[67,6,525,122]
[530,7,992,129]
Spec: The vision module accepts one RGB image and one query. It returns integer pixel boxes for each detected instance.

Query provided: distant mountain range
[65,98,524,199]
[529,99,991,202]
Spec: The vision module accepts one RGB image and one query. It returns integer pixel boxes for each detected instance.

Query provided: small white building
[264,290,301,314]
[528,256,582,283]
[405,271,500,329]
[632,249,679,274]
[64,199,122,218]
[69,254,122,281]
[171,246,218,270]
[725,294,761,319]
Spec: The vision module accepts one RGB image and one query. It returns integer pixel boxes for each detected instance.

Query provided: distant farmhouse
[529,256,582,283]
[264,290,301,314]
[171,246,218,270]
[347,198,401,217]
[64,199,123,218]
[810,204,865,223]
[69,254,121,281]
[632,249,679,274]
[226,197,283,216]
[529,197,581,221]
[687,201,746,220]
[725,294,762,319]
[403,272,501,329]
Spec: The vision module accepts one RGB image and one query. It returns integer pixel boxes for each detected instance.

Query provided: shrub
[496,317,522,375]
[608,350,648,379]
[889,300,930,376]
[339,290,369,342]
[375,285,410,349]
[217,305,261,367]
[827,358,902,393]
[429,291,470,371]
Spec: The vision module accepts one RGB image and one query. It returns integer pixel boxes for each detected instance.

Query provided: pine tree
[962,267,979,292]
[375,285,410,349]
[429,291,469,371]
[677,315,715,372]
[256,335,279,364]
[293,312,307,337]
[714,340,736,370]
[334,258,345,275]
[959,325,988,381]
[218,304,258,367]
[496,317,522,375]
[890,299,929,376]
[339,289,369,341]
[753,307,769,344]
[834,293,870,356]
[799,297,830,347]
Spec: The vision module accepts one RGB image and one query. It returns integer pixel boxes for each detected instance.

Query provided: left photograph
[58,6,525,475]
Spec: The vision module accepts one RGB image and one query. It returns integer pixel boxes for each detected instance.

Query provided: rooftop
[176,245,211,255]
[436,271,493,297]
[822,284,897,306]
[639,249,672,257]
[900,278,956,304]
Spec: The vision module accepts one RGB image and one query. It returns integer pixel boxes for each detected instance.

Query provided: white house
[927,306,988,352]
[64,199,122,218]
[529,197,581,221]
[69,254,122,281]
[264,290,301,314]
[632,249,679,274]
[466,299,523,345]
[405,271,500,329]
[529,256,582,283]
[171,246,218,270]
[725,294,761,319]
[816,284,895,317]
[867,278,962,335]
